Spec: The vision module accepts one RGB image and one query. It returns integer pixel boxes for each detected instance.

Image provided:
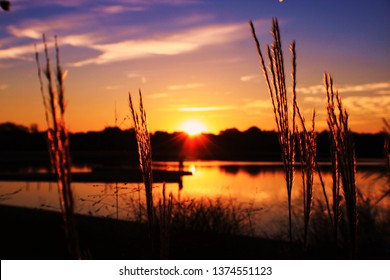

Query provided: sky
[0,0,389,134]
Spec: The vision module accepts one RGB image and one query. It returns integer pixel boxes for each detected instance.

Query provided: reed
[325,73,357,256]
[171,197,248,235]
[157,184,173,259]
[295,100,333,248]
[250,18,296,242]
[296,111,316,248]
[250,18,335,247]
[128,90,154,233]
[35,35,81,259]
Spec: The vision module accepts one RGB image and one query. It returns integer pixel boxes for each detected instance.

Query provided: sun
[180,120,207,136]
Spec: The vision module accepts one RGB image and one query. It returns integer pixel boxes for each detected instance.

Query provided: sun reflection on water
[0,161,388,237]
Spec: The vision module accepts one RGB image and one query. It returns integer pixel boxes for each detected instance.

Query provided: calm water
[0,161,388,237]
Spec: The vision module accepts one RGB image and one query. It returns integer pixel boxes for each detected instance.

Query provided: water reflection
[219,164,283,176]
[0,161,388,237]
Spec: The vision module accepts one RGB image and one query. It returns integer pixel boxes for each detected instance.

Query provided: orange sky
[1,1,389,134]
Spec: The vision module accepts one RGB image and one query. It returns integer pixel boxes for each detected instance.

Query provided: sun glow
[180,120,207,136]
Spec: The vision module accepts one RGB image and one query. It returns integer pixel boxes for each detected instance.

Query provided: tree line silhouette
[0,122,386,169]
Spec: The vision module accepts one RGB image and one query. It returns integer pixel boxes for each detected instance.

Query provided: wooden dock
[0,168,192,183]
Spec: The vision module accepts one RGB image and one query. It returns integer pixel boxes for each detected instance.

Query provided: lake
[0,161,388,238]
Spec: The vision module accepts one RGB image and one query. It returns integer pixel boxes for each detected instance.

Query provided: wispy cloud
[1,7,142,61]
[128,73,147,84]
[339,82,390,93]
[2,6,261,67]
[297,85,325,95]
[173,13,216,25]
[301,94,390,131]
[149,92,168,99]
[342,95,390,115]
[297,81,390,95]
[15,0,93,8]
[178,106,233,112]
[168,83,204,91]
[241,99,273,116]
[0,33,99,62]
[303,96,324,104]
[243,99,273,110]
[16,0,199,9]
[0,84,8,90]
[92,5,147,14]
[71,22,248,66]
[240,74,259,82]
[7,26,42,40]
[146,0,200,5]
[2,12,103,61]
[104,85,122,91]
[7,14,96,40]
[0,44,36,60]
[89,0,201,14]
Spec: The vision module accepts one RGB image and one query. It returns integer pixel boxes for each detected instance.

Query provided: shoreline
[1,204,388,260]
[0,204,298,260]
[0,158,387,181]
[0,169,191,183]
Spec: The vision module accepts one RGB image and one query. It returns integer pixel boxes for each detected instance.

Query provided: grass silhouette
[35,35,81,259]
[250,18,297,243]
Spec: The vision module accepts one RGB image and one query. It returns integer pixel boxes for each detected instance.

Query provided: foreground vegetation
[1,190,388,259]
[250,17,386,257]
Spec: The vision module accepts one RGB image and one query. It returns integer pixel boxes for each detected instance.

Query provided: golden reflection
[0,162,388,237]
[189,164,197,175]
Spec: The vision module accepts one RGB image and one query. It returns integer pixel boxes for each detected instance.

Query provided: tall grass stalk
[157,184,173,259]
[35,35,81,259]
[250,18,296,242]
[128,90,154,232]
[295,94,333,246]
[325,73,357,256]
[171,197,248,235]
[294,95,333,244]
[296,111,316,248]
